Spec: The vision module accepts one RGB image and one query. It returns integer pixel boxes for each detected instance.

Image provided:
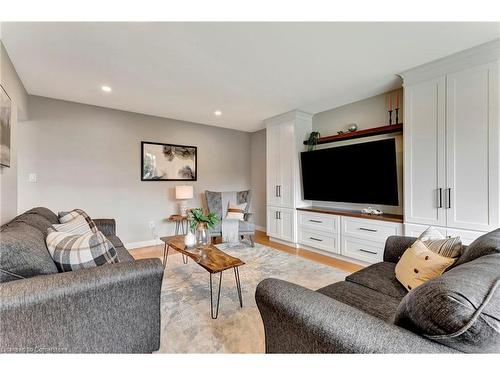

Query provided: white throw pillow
[417,226,445,241]
[58,209,97,233]
[52,215,94,235]
[226,203,246,220]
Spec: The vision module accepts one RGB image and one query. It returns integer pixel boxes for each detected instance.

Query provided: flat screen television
[300,138,399,205]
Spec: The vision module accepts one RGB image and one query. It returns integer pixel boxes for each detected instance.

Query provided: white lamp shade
[175,185,193,200]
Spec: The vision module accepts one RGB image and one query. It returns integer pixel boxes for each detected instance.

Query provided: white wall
[311,89,404,214]
[18,96,252,244]
[0,40,29,225]
[250,129,266,229]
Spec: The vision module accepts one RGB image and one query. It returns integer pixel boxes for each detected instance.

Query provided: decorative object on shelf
[388,91,402,126]
[189,208,219,246]
[175,185,194,216]
[361,207,384,215]
[348,123,358,132]
[337,123,358,135]
[394,91,400,125]
[302,123,403,145]
[184,228,196,248]
[141,141,197,181]
[0,84,12,168]
[306,131,321,151]
[387,92,394,125]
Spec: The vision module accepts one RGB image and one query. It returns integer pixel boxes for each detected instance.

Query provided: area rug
[157,240,349,353]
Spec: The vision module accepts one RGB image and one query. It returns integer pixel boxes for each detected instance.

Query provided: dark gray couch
[0,207,164,353]
[256,231,500,353]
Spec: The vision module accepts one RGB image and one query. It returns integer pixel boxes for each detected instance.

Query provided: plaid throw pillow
[46,228,118,272]
[58,209,97,233]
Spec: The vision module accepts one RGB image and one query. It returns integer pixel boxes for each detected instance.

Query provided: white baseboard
[255,225,266,232]
[125,239,162,249]
[268,236,299,248]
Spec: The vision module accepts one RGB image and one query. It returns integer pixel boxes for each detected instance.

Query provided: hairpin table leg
[163,244,170,269]
[234,267,243,308]
[210,272,223,319]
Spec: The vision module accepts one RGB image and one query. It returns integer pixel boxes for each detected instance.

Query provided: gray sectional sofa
[256,231,500,353]
[0,207,164,353]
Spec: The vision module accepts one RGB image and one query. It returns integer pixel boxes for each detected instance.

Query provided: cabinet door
[279,208,295,242]
[404,77,447,226]
[446,62,499,231]
[278,122,295,208]
[266,125,281,206]
[266,206,280,238]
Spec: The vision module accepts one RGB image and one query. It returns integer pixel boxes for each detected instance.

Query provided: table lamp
[175,185,193,217]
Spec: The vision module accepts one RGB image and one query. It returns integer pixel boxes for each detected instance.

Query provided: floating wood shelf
[304,123,403,145]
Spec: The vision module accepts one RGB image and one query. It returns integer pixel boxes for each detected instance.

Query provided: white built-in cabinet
[404,77,447,227]
[265,111,312,244]
[403,41,499,241]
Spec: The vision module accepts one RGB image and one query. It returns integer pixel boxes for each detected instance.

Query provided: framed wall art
[0,84,12,168]
[141,141,197,181]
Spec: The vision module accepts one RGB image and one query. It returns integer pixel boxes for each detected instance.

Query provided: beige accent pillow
[395,240,455,292]
[226,203,246,220]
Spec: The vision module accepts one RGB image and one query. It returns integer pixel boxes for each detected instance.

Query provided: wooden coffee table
[160,235,245,319]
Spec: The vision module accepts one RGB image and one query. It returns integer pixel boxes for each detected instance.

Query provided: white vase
[184,230,196,248]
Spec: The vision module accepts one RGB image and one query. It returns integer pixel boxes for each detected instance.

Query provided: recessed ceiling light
[214,110,222,116]
[101,85,112,93]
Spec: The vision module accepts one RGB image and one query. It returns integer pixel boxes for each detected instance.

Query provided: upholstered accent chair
[205,190,255,246]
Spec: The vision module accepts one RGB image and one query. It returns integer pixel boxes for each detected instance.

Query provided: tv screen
[300,138,398,205]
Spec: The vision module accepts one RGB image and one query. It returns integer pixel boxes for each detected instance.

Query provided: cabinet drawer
[298,211,339,233]
[341,236,384,263]
[298,228,340,254]
[446,228,486,246]
[342,217,401,241]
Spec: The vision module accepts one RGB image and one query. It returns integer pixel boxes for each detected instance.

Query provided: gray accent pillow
[394,253,500,353]
[0,222,59,283]
[453,228,500,267]
[10,212,54,233]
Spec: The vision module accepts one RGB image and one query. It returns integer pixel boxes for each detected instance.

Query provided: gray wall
[0,41,28,225]
[250,129,266,229]
[313,89,403,135]
[312,89,403,214]
[18,96,252,244]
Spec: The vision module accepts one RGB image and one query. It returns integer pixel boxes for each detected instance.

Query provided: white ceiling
[2,22,499,132]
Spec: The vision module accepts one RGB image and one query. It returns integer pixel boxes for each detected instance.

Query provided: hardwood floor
[129,230,363,273]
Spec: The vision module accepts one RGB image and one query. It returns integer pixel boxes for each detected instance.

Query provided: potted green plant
[306,131,321,151]
[188,208,219,246]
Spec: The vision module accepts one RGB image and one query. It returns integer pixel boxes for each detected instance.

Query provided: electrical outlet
[148,221,155,229]
[29,173,37,183]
